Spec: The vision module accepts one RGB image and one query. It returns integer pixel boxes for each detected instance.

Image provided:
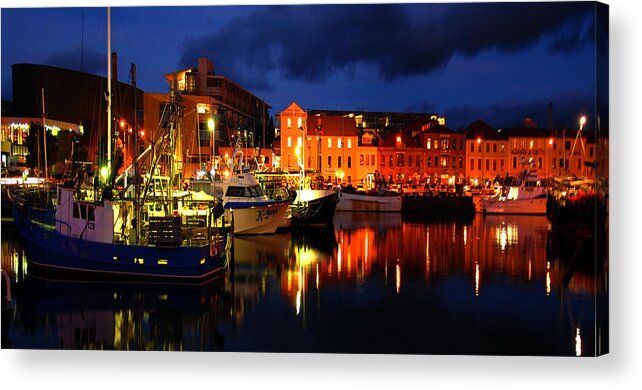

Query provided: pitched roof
[378,131,421,148]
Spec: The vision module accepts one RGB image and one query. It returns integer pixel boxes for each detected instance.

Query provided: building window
[427,138,432,149]
[478,158,482,171]
[396,153,405,166]
[408,155,413,167]
[327,156,332,168]
[552,159,556,169]
[435,156,439,167]
[287,137,292,148]
[365,155,369,166]
[500,159,504,170]
[348,156,352,168]
[452,140,457,150]
[590,147,594,157]
[389,155,393,167]
[347,139,352,148]
[486,159,490,171]
[442,138,449,150]
[492,159,497,171]
[458,157,463,168]
[559,158,564,168]
[539,157,543,168]
[434,140,438,149]
[297,137,302,147]
[338,138,342,148]
[328,138,332,148]
[297,117,302,129]
[493,143,497,153]
[287,118,292,129]
[478,144,481,153]
[371,155,375,165]
[513,157,517,169]
[441,156,448,167]
[360,154,364,165]
[452,157,456,168]
[470,142,475,152]
[338,156,342,168]
[470,159,474,171]
[485,142,490,153]
[500,143,505,153]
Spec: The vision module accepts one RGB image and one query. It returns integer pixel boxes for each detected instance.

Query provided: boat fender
[210,241,218,257]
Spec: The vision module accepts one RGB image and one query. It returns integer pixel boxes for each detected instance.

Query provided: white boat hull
[336,191,402,212]
[224,201,290,234]
[482,197,547,215]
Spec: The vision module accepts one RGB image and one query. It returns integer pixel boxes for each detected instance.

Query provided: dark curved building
[11,62,143,163]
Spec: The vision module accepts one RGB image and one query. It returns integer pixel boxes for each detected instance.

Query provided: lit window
[338,139,342,148]
[287,137,292,148]
[347,139,352,148]
[297,137,302,147]
[287,118,292,129]
[297,117,302,129]
[427,138,432,149]
[328,138,332,148]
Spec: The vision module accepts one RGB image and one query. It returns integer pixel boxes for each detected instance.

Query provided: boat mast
[132,63,140,244]
[107,7,112,175]
[41,88,48,181]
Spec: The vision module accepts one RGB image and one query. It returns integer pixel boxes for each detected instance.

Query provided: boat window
[80,204,87,220]
[155,204,163,211]
[249,185,263,197]
[88,206,95,221]
[73,203,80,219]
[226,186,246,197]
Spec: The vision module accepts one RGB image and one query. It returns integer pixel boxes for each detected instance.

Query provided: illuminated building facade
[1,116,83,175]
[162,58,271,149]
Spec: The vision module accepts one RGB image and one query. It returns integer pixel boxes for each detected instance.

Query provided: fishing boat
[481,166,547,215]
[191,147,290,235]
[336,185,402,212]
[8,8,231,280]
[255,172,338,226]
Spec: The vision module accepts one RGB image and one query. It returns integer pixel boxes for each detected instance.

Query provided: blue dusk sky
[1,1,606,130]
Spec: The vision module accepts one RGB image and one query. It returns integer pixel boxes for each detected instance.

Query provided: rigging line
[114,12,149,91]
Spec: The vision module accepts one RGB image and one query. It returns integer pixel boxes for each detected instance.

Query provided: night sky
[1,1,605,130]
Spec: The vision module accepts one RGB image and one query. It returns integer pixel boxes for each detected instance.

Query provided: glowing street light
[207,117,215,132]
[579,116,586,130]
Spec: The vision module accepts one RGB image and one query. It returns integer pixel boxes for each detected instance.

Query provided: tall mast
[107,7,112,174]
[41,88,48,181]
[132,63,140,244]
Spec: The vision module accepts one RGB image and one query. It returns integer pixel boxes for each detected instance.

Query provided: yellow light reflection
[475,262,480,297]
[546,261,551,296]
[316,264,319,289]
[365,231,369,264]
[575,328,582,356]
[296,290,301,315]
[395,263,401,294]
[425,227,430,280]
[500,227,507,251]
[528,259,532,281]
[463,226,467,245]
[337,242,342,275]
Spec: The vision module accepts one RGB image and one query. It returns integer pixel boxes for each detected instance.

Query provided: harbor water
[1,212,607,355]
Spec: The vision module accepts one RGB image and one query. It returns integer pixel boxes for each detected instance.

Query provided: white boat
[336,188,402,212]
[482,168,547,215]
[217,171,291,235]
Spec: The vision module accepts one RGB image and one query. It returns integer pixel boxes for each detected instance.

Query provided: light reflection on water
[1,212,607,355]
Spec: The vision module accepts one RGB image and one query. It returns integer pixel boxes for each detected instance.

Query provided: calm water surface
[1,212,608,355]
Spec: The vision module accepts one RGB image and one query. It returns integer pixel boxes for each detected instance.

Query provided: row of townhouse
[278,103,596,186]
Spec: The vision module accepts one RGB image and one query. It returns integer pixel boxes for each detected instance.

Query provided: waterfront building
[144,57,271,179]
[464,120,508,183]
[1,116,83,176]
[415,122,466,185]
[279,102,359,184]
[376,130,424,185]
[8,61,143,169]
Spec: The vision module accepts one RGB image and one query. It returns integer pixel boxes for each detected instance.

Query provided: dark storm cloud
[42,46,106,75]
[441,91,596,130]
[179,3,594,90]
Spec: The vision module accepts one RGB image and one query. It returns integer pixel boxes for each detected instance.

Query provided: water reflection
[2,212,607,355]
